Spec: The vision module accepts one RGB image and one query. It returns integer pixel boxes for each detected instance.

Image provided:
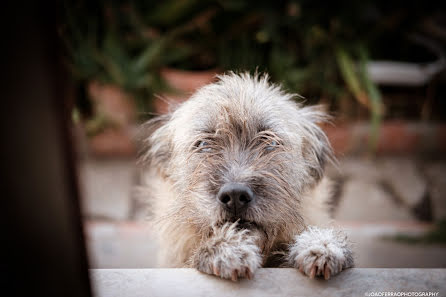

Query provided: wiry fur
[138,72,353,280]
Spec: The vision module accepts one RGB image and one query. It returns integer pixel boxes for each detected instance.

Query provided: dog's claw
[324,264,331,280]
[213,265,220,276]
[231,270,238,282]
[245,267,253,280]
[309,265,317,279]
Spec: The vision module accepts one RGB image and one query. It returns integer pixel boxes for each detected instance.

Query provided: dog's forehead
[189,93,293,129]
[196,98,272,131]
[168,74,301,143]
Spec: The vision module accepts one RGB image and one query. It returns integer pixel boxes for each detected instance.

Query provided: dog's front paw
[288,227,354,280]
[191,222,262,281]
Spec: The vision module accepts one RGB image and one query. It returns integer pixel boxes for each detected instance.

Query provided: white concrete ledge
[91,268,446,297]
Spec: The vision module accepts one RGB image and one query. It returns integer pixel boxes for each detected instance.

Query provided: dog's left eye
[265,140,278,151]
[196,140,212,152]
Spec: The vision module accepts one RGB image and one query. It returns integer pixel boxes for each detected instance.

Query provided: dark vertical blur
[1,2,92,297]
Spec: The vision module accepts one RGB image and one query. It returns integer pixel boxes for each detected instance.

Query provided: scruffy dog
[139,73,353,281]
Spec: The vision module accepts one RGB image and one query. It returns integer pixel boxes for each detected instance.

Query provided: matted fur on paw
[191,222,262,281]
[288,226,354,280]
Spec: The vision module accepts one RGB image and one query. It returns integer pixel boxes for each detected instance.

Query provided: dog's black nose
[217,184,254,213]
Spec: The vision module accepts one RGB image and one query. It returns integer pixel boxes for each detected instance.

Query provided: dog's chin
[223,216,260,230]
[214,208,261,230]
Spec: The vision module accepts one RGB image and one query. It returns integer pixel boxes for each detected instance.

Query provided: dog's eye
[265,140,278,151]
[196,140,212,152]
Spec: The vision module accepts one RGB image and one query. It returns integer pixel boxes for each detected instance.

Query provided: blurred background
[60,1,446,268]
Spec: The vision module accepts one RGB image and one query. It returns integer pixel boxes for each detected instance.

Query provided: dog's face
[142,73,331,231]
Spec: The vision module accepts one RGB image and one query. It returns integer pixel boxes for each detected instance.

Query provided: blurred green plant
[385,219,446,245]
[336,46,383,151]
[61,1,210,119]
[61,0,436,143]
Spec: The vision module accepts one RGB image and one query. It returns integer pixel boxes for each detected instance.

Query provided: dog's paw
[191,222,262,281]
[288,226,354,280]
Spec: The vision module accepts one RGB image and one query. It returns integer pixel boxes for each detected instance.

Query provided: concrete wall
[91,268,446,297]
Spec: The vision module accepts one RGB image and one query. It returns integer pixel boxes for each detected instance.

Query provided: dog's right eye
[196,140,212,152]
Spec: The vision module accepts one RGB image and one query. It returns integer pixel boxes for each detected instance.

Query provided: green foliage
[61,1,184,116]
[61,0,434,133]
[336,46,383,150]
[385,220,446,245]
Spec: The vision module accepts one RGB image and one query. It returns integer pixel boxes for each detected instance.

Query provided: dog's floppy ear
[138,114,172,171]
[297,106,334,181]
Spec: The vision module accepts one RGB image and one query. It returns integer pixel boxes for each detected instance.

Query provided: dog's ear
[298,106,333,181]
[138,114,172,171]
